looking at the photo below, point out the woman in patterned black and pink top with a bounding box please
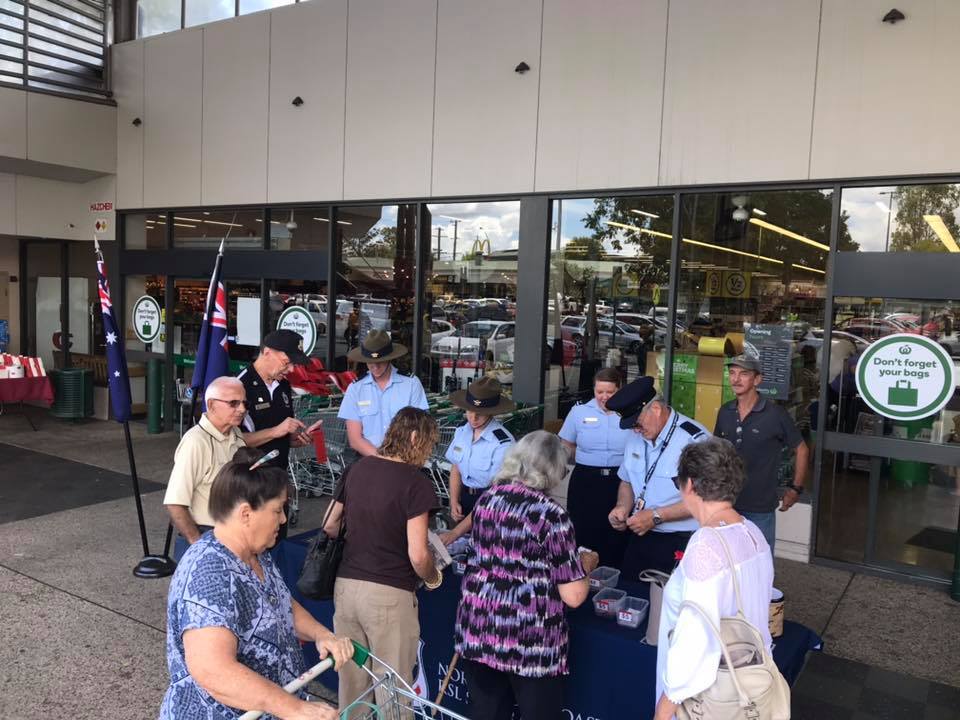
[454,431,599,720]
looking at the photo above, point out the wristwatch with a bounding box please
[652,510,663,526]
[786,483,804,495]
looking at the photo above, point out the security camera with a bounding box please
[285,211,298,231]
[732,207,750,222]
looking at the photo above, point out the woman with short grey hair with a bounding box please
[653,437,774,720]
[453,431,598,720]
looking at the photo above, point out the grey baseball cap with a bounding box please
[726,353,762,373]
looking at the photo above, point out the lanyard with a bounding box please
[638,413,679,501]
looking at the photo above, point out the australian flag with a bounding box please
[95,241,132,423]
[192,239,229,408]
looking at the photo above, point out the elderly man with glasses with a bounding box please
[164,375,248,560]
[606,377,711,577]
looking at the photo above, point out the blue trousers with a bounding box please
[741,510,776,552]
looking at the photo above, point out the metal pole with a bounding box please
[124,421,176,578]
[952,500,960,601]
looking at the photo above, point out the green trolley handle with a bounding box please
[239,641,371,720]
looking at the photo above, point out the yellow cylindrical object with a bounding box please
[725,332,745,355]
[697,336,734,357]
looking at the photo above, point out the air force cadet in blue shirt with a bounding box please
[444,377,516,521]
[559,367,632,567]
[606,376,711,576]
[338,329,429,456]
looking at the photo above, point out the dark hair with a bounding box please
[379,406,439,467]
[594,367,623,386]
[676,438,745,503]
[208,447,288,522]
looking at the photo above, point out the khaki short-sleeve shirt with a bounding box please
[163,414,246,527]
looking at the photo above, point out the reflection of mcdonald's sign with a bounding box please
[470,238,492,256]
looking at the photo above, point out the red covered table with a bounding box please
[0,377,55,430]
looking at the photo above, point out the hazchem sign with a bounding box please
[855,333,955,420]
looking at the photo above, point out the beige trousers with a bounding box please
[333,577,420,718]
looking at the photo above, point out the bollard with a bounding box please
[147,358,163,434]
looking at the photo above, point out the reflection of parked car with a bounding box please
[306,300,328,335]
[883,313,942,339]
[429,319,456,342]
[432,320,515,358]
[837,317,916,342]
[334,299,390,338]
[559,316,644,354]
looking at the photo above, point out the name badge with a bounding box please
[452,446,463,453]
[583,417,599,424]
[255,402,270,411]
[357,400,371,407]
[632,452,641,459]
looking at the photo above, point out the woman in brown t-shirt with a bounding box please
[323,407,440,717]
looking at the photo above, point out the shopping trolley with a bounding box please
[239,641,472,720]
[427,418,464,509]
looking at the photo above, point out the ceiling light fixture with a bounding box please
[630,209,660,219]
[752,208,767,217]
[603,220,783,265]
[313,217,330,222]
[875,201,892,213]
[336,220,352,226]
[794,263,826,275]
[173,223,197,229]
[749,218,829,251]
[923,214,960,252]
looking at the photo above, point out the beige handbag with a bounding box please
[673,529,790,720]
[639,569,672,646]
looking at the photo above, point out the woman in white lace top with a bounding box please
[654,438,774,720]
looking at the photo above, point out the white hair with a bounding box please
[205,376,244,402]
[493,430,569,492]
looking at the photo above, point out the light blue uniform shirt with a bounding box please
[338,366,429,448]
[617,409,710,534]
[558,398,631,467]
[444,419,515,489]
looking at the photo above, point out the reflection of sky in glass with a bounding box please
[841,186,897,252]
[185,0,234,27]
[427,201,520,257]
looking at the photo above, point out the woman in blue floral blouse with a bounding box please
[159,448,354,720]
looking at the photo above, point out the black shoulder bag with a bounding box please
[296,475,347,601]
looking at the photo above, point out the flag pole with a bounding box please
[95,236,175,579]
[187,237,226,424]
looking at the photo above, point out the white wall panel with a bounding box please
[268,0,347,203]
[343,0,436,200]
[0,87,27,159]
[16,175,116,241]
[0,173,15,235]
[143,29,203,207]
[659,0,820,186]
[114,41,145,209]
[432,0,541,196]
[811,0,960,179]
[202,13,270,205]
[26,93,116,174]
[537,0,667,192]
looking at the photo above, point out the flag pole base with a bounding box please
[133,554,177,579]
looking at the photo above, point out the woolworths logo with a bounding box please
[855,334,955,420]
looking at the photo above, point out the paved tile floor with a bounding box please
[1,409,959,718]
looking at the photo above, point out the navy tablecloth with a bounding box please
[275,533,821,719]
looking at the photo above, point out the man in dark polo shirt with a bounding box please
[239,329,321,538]
[714,353,809,551]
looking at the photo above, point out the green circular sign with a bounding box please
[277,305,317,356]
[131,295,162,344]
[854,333,955,420]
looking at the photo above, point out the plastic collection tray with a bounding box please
[616,596,650,629]
[592,587,627,618]
[588,566,621,592]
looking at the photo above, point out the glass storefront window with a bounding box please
[226,281,261,366]
[675,189,833,435]
[841,183,960,253]
[137,0,182,37]
[419,201,520,395]
[265,279,330,361]
[543,196,673,424]
[125,275,166,354]
[172,210,263,250]
[269,208,331,251]
[67,242,104,358]
[827,296,959,445]
[335,205,417,374]
[126,213,167,249]
[25,242,61,369]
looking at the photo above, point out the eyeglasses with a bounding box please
[672,475,683,490]
[209,398,248,409]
